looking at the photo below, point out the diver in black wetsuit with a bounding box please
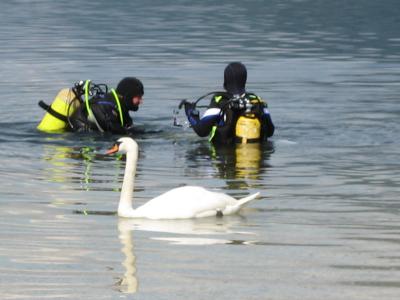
[182,62,274,144]
[69,77,144,134]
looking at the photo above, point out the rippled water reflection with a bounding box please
[1,0,400,299]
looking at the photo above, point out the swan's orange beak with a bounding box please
[106,143,119,155]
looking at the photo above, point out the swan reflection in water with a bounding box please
[117,219,138,294]
[116,215,258,294]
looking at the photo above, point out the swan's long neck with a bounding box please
[118,147,139,217]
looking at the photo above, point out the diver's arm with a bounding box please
[261,107,274,138]
[91,103,129,134]
[189,108,221,137]
[186,107,221,137]
[107,121,129,134]
[105,111,134,134]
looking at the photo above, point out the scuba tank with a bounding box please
[233,95,261,144]
[235,113,261,144]
[37,80,111,133]
[37,88,80,133]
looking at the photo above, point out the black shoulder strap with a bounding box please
[38,100,68,122]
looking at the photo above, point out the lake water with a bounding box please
[0,0,400,299]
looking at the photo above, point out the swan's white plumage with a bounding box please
[109,137,260,220]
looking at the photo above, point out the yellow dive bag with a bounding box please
[37,89,80,133]
[235,113,261,144]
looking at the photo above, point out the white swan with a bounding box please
[106,137,260,219]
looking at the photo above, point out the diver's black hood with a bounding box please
[223,62,247,95]
[116,77,144,111]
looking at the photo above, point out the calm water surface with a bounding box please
[0,1,400,299]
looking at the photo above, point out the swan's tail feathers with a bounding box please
[223,192,260,215]
[237,192,260,208]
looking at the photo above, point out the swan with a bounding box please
[106,137,260,219]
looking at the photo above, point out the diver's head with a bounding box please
[223,62,247,95]
[116,77,144,111]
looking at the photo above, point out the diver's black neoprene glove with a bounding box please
[180,100,199,117]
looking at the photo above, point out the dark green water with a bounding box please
[0,1,399,299]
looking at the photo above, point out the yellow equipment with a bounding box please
[37,89,80,133]
[235,113,261,144]
[235,142,262,179]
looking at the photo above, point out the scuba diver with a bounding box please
[180,62,274,144]
[37,77,144,134]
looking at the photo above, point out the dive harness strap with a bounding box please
[83,80,124,132]
[38,100,68,123]
[208,125,217,142]
[110,88,124,126]
[84,80,104,132]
